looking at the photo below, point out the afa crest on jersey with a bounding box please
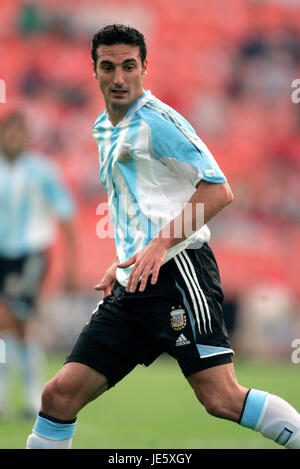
[118,139,134,163]
[170,307,186,331]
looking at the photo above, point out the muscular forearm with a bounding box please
[155,181,234,249]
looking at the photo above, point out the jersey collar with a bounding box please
[105,90,153,128]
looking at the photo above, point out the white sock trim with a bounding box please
[26,432,73,449]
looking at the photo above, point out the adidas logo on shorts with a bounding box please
[175,334,191,347]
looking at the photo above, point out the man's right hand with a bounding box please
[94,262,117,297]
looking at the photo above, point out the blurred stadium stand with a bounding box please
[1,0,300,356]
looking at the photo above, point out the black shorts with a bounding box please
[0,252,47,320]
[65,243,233,387]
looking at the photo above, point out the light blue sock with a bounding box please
[239,389,268,430]
[26,414,77,448]
[33,414,77,440]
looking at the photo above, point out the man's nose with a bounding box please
[113,67,125,86]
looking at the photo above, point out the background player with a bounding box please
[26,25,300,449]
[0,111,77,418]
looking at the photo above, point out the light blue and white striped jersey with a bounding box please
[0,150,75,258]
[93,90,226,286]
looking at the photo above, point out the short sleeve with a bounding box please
[142,104,227,186]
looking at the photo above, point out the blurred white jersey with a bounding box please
[0,150,75,258]
[93,90,227,286]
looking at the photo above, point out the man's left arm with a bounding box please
[118,180,234,293]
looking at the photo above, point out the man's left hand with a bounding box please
[117,237,169,293]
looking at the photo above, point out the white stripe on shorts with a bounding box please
[173,255,203,334]
[86,300,104,325]
[181,250,212,333]
[174,251,211,335]
[177,252,207,334]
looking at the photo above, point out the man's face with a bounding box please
[0,118,28,158]
[94,43,147,112]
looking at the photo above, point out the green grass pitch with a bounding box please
[1,354,299,449]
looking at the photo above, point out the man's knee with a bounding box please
[41,376,79,418]
[40,363,108,419]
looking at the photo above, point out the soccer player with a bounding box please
[26,24,300,449]
[0,112,76,418]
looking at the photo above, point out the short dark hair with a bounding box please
[91,24,147,72]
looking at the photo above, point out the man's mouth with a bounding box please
[111,89,128,97]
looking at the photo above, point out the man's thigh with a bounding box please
[65,286,163,389]
[53,362,109,404]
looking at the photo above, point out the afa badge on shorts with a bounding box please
[170,307,186,331]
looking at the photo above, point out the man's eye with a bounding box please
[101,66,113,72]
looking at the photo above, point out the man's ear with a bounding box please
[92,61,97,78]
[142,59,148,76]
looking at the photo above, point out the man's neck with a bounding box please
[105,91,145,127]
[106,105,129,127]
